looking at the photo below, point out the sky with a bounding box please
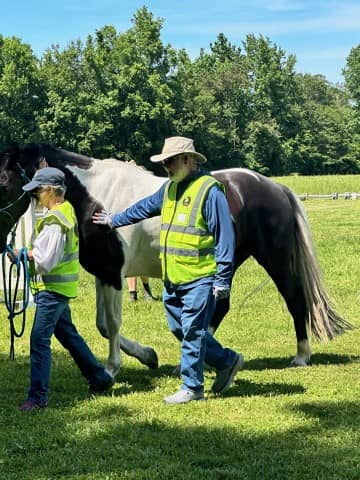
[1,0,359,84]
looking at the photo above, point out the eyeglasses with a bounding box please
[161,155,180,167]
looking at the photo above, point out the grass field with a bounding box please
[0,175,359,479]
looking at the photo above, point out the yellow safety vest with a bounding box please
[30,200,79,298]
[160,175,224,284]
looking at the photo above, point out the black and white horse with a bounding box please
[0,143,352,375]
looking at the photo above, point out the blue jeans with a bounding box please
[28,291,111,405]
[163,281,236,393]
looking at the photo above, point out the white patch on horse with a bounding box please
[67,160,164,279]
[290,339,311,367]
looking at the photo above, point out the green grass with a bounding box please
[0,177,359,479]
[273,174,360,195]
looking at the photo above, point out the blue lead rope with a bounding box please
[2,245,31,359]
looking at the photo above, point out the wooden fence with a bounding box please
[298,192,360,200]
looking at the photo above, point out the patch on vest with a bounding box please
[183,196,191,206]
[177,213,186,223]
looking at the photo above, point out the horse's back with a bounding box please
[213,168,296,264]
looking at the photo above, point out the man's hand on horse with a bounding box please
[213,285,231,301]
[92,210,113,227]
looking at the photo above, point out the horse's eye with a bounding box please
[0,171,8,186]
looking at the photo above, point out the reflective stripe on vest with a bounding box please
[160,175,224,284]
[31,200,79,298]
[41,273,79,283]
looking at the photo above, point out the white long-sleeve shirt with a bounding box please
[32,224,66,274]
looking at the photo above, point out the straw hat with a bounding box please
[150,136,207,163]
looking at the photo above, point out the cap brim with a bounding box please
[22,180,41,192]
[150,151,207,163]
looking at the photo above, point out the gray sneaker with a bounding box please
[163,389,204,405]
[211,353,244,394]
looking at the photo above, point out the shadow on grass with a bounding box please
[112,363,178,396]
[2,398,359,480]
[113,363,307,398]
[1,351,359,479]
[0,350,306,409]
[244,353,359,371]
[2,349,356,406]
[0,352,189,404]
[222,378,306,398]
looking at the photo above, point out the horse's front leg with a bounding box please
[96,278,122,376]
[118,334,159,370]
[95,279,159,373]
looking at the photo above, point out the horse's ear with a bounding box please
[0,143,17,173]
[1,143,20,170]
[22,143,46,171]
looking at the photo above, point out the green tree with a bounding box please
[173,34,249,170]
[342,45,360,172]
[38,7,176,164]
[38,40,87,149]
[287,74,358,174]
[241,35,299,174]
[0,36,43,149]
[343,44,360,108]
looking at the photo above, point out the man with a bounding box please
[93,137,244,404]
[18,167,114,411]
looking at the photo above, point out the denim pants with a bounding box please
[28,291,111,405]
[163,281,236,393]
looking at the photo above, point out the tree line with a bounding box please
[0,7,359,175]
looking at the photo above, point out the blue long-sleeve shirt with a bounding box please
[111,172,235,289]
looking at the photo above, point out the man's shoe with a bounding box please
[89,376,115,395]
[19,399,47,412]
[211,353,244,394]
[164,389,204,405]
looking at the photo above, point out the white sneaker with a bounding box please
[163,389,204,405]
[211,353,244,393]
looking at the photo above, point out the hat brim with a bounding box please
[22,179,42,192]
[150,150,207,163]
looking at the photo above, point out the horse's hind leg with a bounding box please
[260,255,311,367]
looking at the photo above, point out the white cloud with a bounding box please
[165,1,360,37]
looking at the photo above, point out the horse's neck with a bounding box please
[70,159,166,212]
[63,167,100,218]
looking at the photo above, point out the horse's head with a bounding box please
[0,144,44,252]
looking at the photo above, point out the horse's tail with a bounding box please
[285,188,353,341]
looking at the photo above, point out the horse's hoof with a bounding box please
[143,347,159,369]
[289,358,309,367]
[106,364,121,377]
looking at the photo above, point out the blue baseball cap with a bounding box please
[22,167,66,192]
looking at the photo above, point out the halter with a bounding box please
[0,163,30,224]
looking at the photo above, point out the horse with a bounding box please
[0,143,352,376]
